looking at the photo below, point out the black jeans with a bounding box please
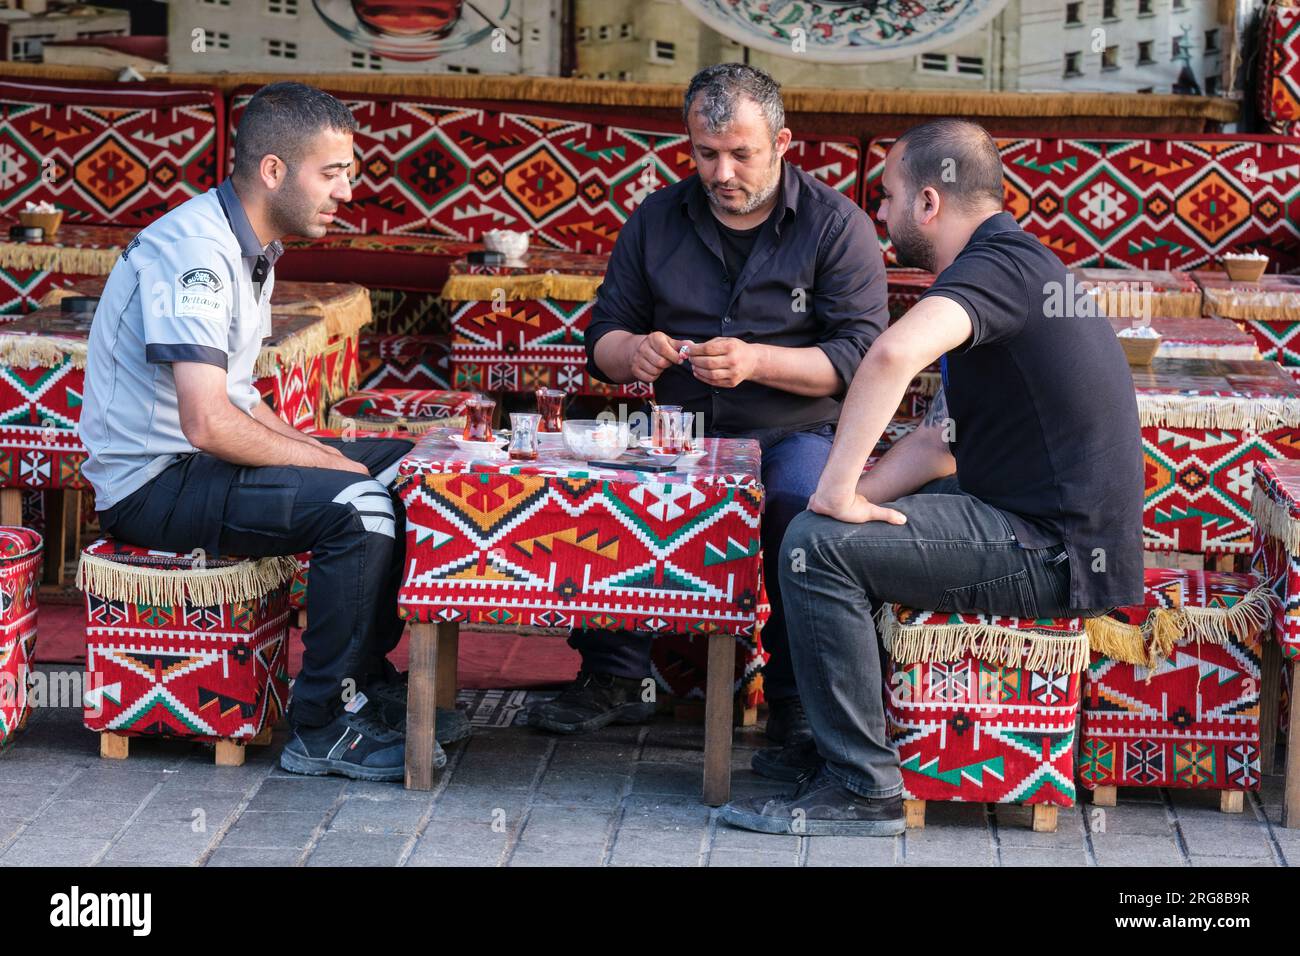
[568,424,835,700]
[99,437,414,728]
[777,476,1075,798]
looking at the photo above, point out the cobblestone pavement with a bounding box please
[1,666,1295,867]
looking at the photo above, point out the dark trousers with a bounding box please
[569,425,835,701]
[776,476,1074,798]
[99,438,414,729]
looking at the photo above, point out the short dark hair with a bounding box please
[893,119,1004,213]
[683,63,784,143]
[233,82,358,180]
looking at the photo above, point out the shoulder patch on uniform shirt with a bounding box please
[174,267,228,322]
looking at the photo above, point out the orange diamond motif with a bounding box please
[74,135,146,213]
[503,145,578,221]
[1176,170,1250,245]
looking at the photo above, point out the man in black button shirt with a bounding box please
[526,64,888,741]
[721,119,1143,836]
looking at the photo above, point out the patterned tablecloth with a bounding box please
[1109,315,1260,360]
[1194,271,1300,320]
[0,307,332,488]
[1075,268,1203,317]
[441,250,650,398]
[1252,458,1300,659]
[1135,357,1300,554]
[394,432,764,644]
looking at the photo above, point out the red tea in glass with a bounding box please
[652,406,686,455]
[535,387,565,433]
[463,397,496,442]
[351,0,463,38]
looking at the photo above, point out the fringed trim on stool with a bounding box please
[0,243,121,275]
[275,284,373,338]
[1091,289,1202,319]
[253,319,332,378]
[0,335,86,369]
[440,273,603,303]
[879,609,1090,673]
[1253,486,1300,553]
[1180,585,1275,645]
[76,551,300,607]
[1136,394,1300,431]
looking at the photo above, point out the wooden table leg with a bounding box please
[1284,659,1300,828]
[435,623,459,710]
[702,632,733,806]
[404,620,443,791]
[1261,636,1282,775]
[42,489,69,586]
[0,489,21,527]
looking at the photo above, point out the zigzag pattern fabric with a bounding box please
[1260,3,1300,136]
[0,527,42,747]
[865,135,1300,270]
[80,538,291,742]
[0,81,222,225]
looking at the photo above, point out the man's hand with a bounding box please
[807,483,907,525]
[687,337,759,389]
[316,442,371,476]
[630,331,692,383]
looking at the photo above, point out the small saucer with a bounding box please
[450,435,507,457]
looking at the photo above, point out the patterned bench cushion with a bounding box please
[0,80,223,226]
[327,388,473,433]
[1260,3,1300,136]
[359,334,452,392]
[0,526,42,747]
[865,133,1300,272]
[78,538,297,742]
[1080,568,1269,791]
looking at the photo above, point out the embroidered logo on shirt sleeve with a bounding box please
[174,267,228,322]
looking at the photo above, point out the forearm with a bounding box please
[252,400,318,444]
[856,431,956,504]
[749,345,843,397]
[190,403,344,469]
[592,330,642,384]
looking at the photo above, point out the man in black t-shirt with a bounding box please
[720,119,1143,837]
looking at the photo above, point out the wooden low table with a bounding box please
[392,429,765,803]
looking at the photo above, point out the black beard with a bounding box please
[890,212,937,273]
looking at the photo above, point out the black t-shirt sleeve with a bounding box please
[810,209,889,390]
[919,246,1030,349]
[586,208,654,385]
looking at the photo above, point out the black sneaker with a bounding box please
[752,737,822,782]
[765,696,812,745]
[719,765,906,837]
[364,673,472,746]
[527,670,655,734]
[279,693,445,782]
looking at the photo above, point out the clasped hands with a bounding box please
[631,331,757,389]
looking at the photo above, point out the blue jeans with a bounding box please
[570,424,835,700]
[777,477,1074,798]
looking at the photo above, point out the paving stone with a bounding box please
[446,758,546,789]
[307,831,409,867]
[804,836,900,866]
[410,820,513,862]
[998,846,1090,867]
[607,826,706,866]
[328,795,431,835]
[0,834,109,866]
[102,820,215,865]
[629,764,702,796]
[62,768,167,804]
[534,770,630,807]
[220,810,324,848]
[206,846,303,867]
[245,777,346,812]
[1175,813,1275,858]
[21,800,139,840]
[618,794,714,831]
[712,824,800,852]
[507,840,606,866]
[519,806,616,844]
[707,847,799,867]
[1189,854,1277,866]
[1090,833,1187,867]
[1083,804,1174,837]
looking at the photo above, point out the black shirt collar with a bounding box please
[682,158,799,235]
[967,210,1020,244]
[215,177,283,268]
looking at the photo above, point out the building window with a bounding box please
[75,29,125,39]
[577,26,590,42]
[596,71,609,80]
[1065,1,1082,24]
[267,0,297,14]
[445,64,481,73]
[1138,0,1152,14]
[1064,51,1083,77]
[200,0,231,5]
[350,51,381,70]
[528,26,542,43]
[919,52,949,71]
[617,71,631,81]
[1205,28,1219,53]
[649,39,675,62]
[266,39,297,58]
[1102,44,1119,70]
[1138,40,1154,64]
[1102,0,1116,20]
[956,55,984,76]
[1173,0,1186,8]
[1206,75,1219,95]
[1136,86,1154,93]
[619,23,633,40]
[1172,35,1184,58]
[10,34,54,62]
[194,29,231,51]
[597,24,610,41]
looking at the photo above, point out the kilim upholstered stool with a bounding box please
[77,538,299,766]
[327,389,474,435]
[1080,567,1272,813]
[880,605,1089,832]
[0,528,43,748]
